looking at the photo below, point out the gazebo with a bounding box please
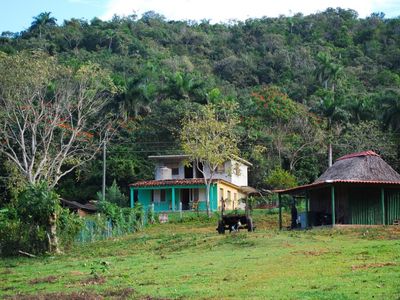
[276,151,400,228]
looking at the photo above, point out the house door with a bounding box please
[184,165,193,178]
[181,189,190,210]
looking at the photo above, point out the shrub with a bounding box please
[265,167,297,189]
[0,182,83,256]
[58,208,84,250]
[90,200,144,241]
[0,208,24,256]
[96,180,128,207]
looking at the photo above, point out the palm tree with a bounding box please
[381,88,400,132]
[316,52,342,91]
[30,12,57,38]
[315,52,344,166]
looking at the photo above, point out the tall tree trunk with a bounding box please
[205,183,211,218]
[328,143,333,167]
[47,213,61,254]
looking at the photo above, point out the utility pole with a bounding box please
[102,140,106,201]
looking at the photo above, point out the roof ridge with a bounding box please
[336,150,379,161]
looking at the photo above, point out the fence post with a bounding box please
[179,201,183,220]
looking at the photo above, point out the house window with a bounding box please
[227,190,231,201]
[217,163,225,173]
[196,162,204,178]
[193,188,199,201]
[234,193,237,202]
[160,189,166,202]
[233,163,241,176]
[220,188,224,200]
[166,163,179,176]
[153,190,160,203]
[184,164,193,178]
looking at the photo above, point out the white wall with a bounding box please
[153,158,249,186]
[154,161,186,180]
[230,160,248,186]
[202,160,248,186]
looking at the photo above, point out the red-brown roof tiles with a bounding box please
[130,178,211,187]
[275,179,400,194]
[336,150,380,161]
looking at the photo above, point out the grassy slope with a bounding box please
[1,212,400,299]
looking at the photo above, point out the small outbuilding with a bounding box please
[276,151,400,228]
[60,199,98,217]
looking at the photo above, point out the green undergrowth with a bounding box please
[1,212,400,299]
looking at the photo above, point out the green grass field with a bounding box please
[1,212,400,299]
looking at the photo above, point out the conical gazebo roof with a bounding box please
[276,150,400,194]
[315,150,400,183]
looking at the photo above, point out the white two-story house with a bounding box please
[129,155,253,212]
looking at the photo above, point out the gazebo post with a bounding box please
[278,193,282,230]
[331,185,335,226]
[305,193,309,228]
[381,187,385,225]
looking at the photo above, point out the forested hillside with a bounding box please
[1,8,400,202]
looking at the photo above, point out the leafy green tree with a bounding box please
[16,182,62,253]
[265,167,297,190]
[97,180,128,207]
[181,104,239,216]
[336,121,397,166]
[379,88,400,132]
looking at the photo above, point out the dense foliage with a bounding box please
[0,182,82,255]
[0,8,399,203]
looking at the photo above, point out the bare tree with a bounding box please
[0,52,117,187]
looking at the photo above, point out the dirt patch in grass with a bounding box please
[291,250,341,256]
[139,297,172,300]
[102,287,135,298]
[5,291,103,300]
[29,276,58,285]
[69,271,84,276]
[6,289,169,300]
[351,262,397,271]
[292,250,329,256]
[79,276,106,286]
[1,268,14,275]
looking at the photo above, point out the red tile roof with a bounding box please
[130,178,213,187]
[130,178,246,189]
[275,179,400,194]
[336,150,380,161]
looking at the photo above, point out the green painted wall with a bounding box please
[349,196,382,225]
[349,188,400,225]
[386,191,400,225]
[130,184,218,212]
[309,186,400,225]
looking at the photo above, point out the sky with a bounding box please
[1,0,400,33]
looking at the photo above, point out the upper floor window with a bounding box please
[165,163,180,176]
[217,163,225,173]
[233,163,241,176]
